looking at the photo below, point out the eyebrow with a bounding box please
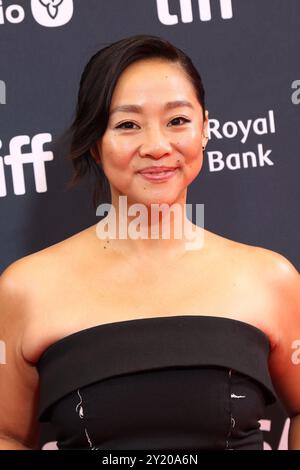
[109,100,194,116]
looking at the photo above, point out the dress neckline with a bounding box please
[37,314,270,366]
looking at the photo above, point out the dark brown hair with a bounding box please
[64,34,206,209]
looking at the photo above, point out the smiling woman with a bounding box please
[0,34,299,451]
[63,34,208,211]
[90,58,208,222]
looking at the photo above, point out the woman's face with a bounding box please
[92,58,209,207]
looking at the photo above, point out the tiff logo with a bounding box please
[0,79,6,104]
[0,133,54,196]
[156,0,233,25]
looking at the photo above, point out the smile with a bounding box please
[138,168,178,182]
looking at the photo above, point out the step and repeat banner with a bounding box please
[0,0,299,450]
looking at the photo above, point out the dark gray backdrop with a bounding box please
[0,0,299,450]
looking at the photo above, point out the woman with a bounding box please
[0,34,299,451]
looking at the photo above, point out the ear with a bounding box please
[90,143,101,164]
[202,110,209,149]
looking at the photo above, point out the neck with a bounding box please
[95,194,205,260]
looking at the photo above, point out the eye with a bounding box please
[115,121,138,130]
[168,116,191,126]
[115,117,190,130]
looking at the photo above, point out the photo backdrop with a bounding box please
[0,0,299,450]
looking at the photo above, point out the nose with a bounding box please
[139,124,173,159]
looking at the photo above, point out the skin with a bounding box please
[90,58,209,264]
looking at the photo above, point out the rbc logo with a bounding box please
[31,0,73,27]
[156,0,233,25]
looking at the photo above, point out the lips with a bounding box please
[138,167,178,182]
[138,166,178,174]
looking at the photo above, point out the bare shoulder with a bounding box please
[240,243,299,306]
[240,246,300,419]
[237,242,299,336]
[0,225,101,367]
[0,256,37,324]
[231,239,299,300]
[0,254,48,354]
[249,244,300,319]
[0,260,41,448]
[206,231,299,333]
[1,224,96,279]
[0,224,96,332]
[211,229,299,282]
[245,242,299,278]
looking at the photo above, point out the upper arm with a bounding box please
[0,261,41,449]
[263,251,300,418]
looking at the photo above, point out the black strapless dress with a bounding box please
[36,315,278,450]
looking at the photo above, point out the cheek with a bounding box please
[177,138,202,164]
[177,126,202,156]
[101,137,133,170]
[176,138,203,179]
